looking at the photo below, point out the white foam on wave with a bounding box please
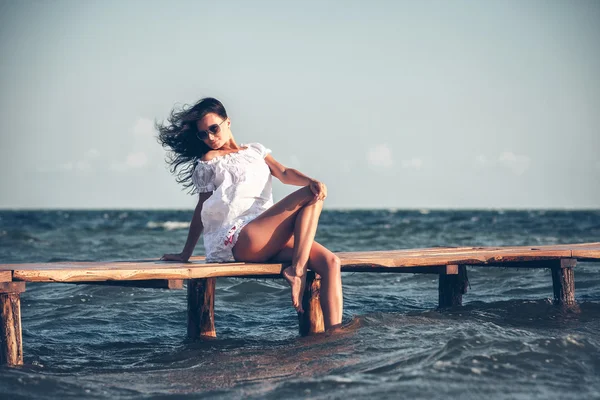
[146,221,190,231]
[433,360,453,369]
[565,335,585,348]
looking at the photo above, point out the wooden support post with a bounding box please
[187,278,216,339]
[0,282,26,367]
[167,280,184,290]
[0,271,11,283]
[551,259,576,305]
[298,272,325,336]
[438,265,468,308]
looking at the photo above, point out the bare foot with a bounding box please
[282,265,306,313]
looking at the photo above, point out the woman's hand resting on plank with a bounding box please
[160,252,189,262]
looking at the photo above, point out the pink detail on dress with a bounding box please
[224,226,237,246]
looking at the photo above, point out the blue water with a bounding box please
[1,209,600,399]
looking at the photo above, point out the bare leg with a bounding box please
[232,186,324,313]
[270,238,343,329]
[281,200,323,312]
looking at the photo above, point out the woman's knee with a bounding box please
[295,185,327,204]
[294,186,315,205]
[324,254,341,277]
[299,186,327,212]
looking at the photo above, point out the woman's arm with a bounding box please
[264,154,327,201]
[161,192,211,262]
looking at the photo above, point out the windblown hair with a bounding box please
[156,97,228,192]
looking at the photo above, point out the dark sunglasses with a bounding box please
[196,119,227,140]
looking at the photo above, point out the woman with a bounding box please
[158,97,343,330]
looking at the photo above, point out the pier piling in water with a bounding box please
[187,278,216,339]
[551,258,576,305]
[0,282,25,367]
[298,272,325,336]
[438,265,469,308]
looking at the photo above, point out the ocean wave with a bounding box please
[145,221,190,230]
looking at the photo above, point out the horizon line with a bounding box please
[1,206,599,212]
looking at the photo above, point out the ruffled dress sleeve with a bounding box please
[251,142,272,159]
[191,161,216,193]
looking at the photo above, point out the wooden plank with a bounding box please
[572,242,600,260]
[6,242,598,271]
[3,260,244,270]
[341,248,573,266]
[0,271,12,283]
[2,243,599,283]
[12,263,286,282]
[336,248,574,267]
[4,261,523,282]
[466,259,575,269]
[340,266,446,274]
[572,250,600,260]
[2,255,581,282]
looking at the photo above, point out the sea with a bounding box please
[0,209,599,399]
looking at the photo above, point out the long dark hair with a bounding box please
[156,97,228,192]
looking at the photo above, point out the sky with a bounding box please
[1,0,599,209]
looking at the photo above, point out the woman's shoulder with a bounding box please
[199,151,219,163]
[197,149,231,165]
[196,143,271,165]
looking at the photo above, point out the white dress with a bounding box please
[191,142,274,262]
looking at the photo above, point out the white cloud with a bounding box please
[133,118,155,137]
[366,144,394,168]
[498,151,530,175]
[401,158,423,170]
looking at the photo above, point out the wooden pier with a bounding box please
[1,242,599,367]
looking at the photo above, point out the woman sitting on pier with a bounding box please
[157,97,343,329]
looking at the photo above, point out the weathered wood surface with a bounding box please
[0,271,11,283]
[551,259,576,305]
[0,282,25,366]
[187,278,216,338]
[1,243,599,283]
[298,272,325,336]
[438,265,469,308]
